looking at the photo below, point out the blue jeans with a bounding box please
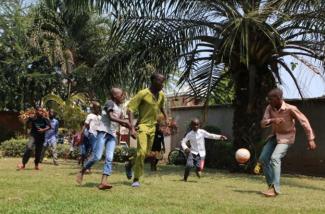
[84,132,116,176]
[258,136,291,193]
[80,133,97,157]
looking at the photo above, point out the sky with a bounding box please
[23,0,325,99]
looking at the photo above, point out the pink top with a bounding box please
[261,101,315,144]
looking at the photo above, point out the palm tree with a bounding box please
[43,93,88,130]
[70,0,325,152]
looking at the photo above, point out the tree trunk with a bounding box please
[232,65,275,171]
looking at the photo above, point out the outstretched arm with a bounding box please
[202,130,227,141]
[291,106,316,150]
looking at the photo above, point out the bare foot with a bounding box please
[261,187,277,197]
[76,173,84,185]
[17,163,25,170]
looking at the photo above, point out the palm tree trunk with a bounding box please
[232,66,275,169]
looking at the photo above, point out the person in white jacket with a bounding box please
[181,118,227,181]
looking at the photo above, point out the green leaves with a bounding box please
[43,93,88,131]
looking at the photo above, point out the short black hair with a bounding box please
[191,118,200,125]
[150,72,164,82]
[269,88,283,98]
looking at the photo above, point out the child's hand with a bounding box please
[307,140,316,150]
[220,135,228,141]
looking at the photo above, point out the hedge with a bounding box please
[0,138,79,159]
[0,138,137,163]
[203,125,236,169]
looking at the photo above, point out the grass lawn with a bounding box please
[1,158,325,214]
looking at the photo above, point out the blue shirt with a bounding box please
[45,118,59,140]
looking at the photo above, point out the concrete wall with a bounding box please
[170,105,234,149]
[170,99,325,176]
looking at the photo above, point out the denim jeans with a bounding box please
[84,132,116,175]
[259,136,291,193]
[41,137,58,163]
[80,133,97,157]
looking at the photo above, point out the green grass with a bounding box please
[1,158,325,214]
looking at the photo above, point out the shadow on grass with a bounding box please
[171,179,198,183]
[284,180,325,192]
[111,181,132,186]
[80,182,99,188]
[232,189,261,195]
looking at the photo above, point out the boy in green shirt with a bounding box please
[127,73,167,187]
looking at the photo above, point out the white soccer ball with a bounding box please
[235,148,251,164]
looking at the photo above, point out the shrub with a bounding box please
[0,137,80,159]
[0,138,27,157]
[114,145,137,162]
[203,125,236,169]
[205,140,235,169]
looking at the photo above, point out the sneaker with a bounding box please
[53,161,59,166]
[35,165,40,170]
[98,183,113,190]
[131,181,140,187]
[76,173,84,185]
[17,163,25,170]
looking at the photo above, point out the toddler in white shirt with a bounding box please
[181,118,227,181]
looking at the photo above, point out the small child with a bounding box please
[150,123,165,171]
[79,101,102,166]
[181,118,227,181]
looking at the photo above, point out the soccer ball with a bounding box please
[235,148,251,164]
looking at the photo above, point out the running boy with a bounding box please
[127,73,167,187]
[79,101,101,166]
[18,107,51,170]
[76,88,131,190]
[150,123,165,171]
[181,118,227,181]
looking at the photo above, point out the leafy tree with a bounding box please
[43,93,88,130]
[71,0,325,152]
[0,1,60,110]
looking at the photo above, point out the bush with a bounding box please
[43,143,80,159]
[0,138,27,157]
[0,137,138,161]
[114,145,137,162]
[203,125,236,169]
[0,137,80,159]
[205,140,235,169]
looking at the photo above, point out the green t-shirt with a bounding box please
[128,88,165,127]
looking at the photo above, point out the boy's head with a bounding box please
[150,72,165,91]
[35,106,43,118]
[190,118,200,132]
[267,88,283,109]
[110,87,125,104]
[90,101,101,114]
[49,109,56,119]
